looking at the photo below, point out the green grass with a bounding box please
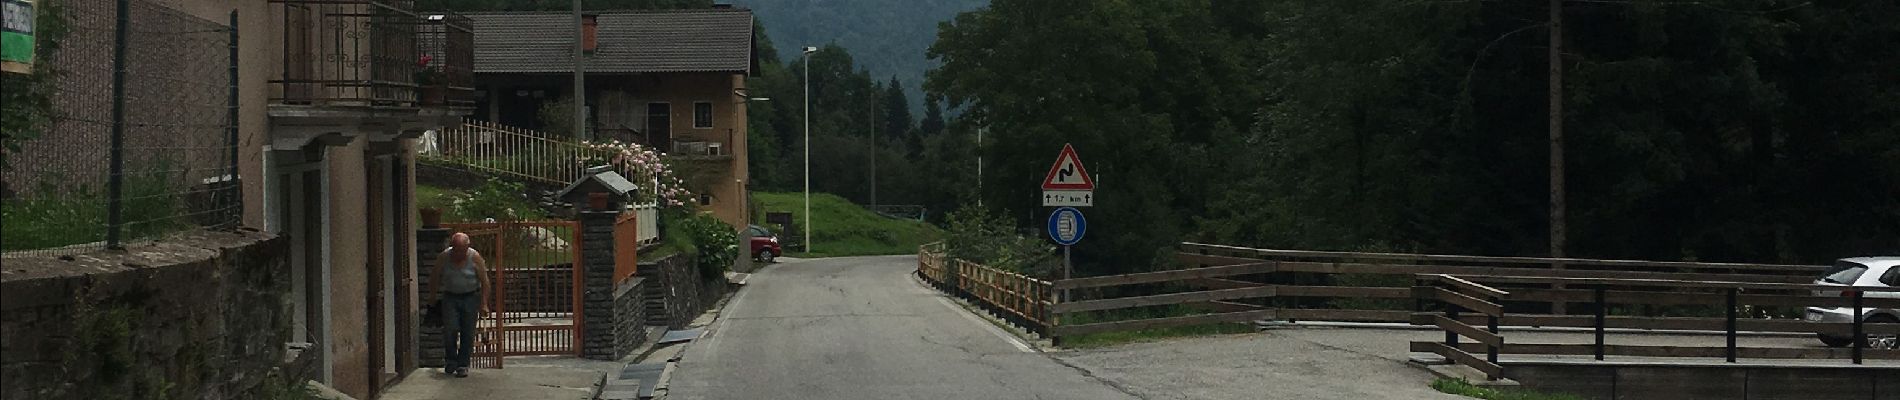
[2,175,190,251]
[1431,378,1585,400]
[1058,305,1257,349]
[753,191,943,257]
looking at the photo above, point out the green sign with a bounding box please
[2,0,32,74]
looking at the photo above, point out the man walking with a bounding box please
[430,232,490,377]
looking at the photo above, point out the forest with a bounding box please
[919,0,1899,275]
[426,0,1899,277]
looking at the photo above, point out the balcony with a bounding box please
[269,0,472,109]
[268,0,473,148]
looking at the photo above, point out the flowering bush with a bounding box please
[579,140,692,207]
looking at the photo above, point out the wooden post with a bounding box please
[1852,291,1865,364]
[1594,287,1606,361]
[1725,288,1737,363]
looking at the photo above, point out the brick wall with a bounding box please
[0,230,292,400]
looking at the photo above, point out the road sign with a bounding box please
[1041,144,1095,190]
[1042,144,1094,206]
[1047,207,1085,246]
[1042,190,1092,207]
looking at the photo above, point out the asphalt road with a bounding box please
[667,255,1137,400]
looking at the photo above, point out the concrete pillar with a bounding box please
[579,210,620,360]
[414,227,450,368]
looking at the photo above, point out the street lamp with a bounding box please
[803,46,818,253]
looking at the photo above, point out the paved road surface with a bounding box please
[668,255,1138,400]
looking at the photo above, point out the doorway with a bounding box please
[646,102,671,152]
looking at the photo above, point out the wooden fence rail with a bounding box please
[916,243,1054,336]
[1411,274,1900,380]
[919,242,1893,360]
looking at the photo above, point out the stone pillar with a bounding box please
[579,210,620,360]
[415,227,451,368]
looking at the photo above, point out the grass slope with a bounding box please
[753,191,942,257]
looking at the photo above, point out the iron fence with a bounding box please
[1,0,238,257]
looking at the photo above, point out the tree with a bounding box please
[919,96,945,137]
[879,76,914,141]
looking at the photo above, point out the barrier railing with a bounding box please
[1411,274,1900,380]
[916,242,1054,336]
[429,118,608,185]
[1043,243,1832,343]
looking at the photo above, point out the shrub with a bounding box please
[445,178,533,221]
[578,140,692,207]
[943,206,1054,275]
[675,212,738,280]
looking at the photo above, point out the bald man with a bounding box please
[429,232,490,377]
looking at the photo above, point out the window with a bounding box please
[1881,266,1900,286]
[693,102,714,129]
[1821,261,1870,284]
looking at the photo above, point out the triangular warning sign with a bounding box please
[1041,144,1096,190]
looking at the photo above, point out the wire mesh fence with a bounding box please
[1,0,237,257]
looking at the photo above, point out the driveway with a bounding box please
[667,255,1137,400]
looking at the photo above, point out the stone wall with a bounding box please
[416,227,449,368]
[0,230,292,400]
[640,253,728,329]
[581,210,649,360]
[608,278,649,359]
[1508,363,1900,400]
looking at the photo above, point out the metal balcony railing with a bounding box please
[270,0,471,109]
[418,12,474,107]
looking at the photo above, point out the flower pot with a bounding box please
[420,208,443,228]
[588,192,612,211]
[419,86,446,106]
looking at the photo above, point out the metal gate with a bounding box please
[441,221,583,368]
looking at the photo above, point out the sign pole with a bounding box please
[1061,245,1071,302]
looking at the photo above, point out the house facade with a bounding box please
[248,1,473,398]
[464,8,755,229]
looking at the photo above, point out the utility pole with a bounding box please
[870,95,878,208]
[572,0,586,140]
[1548,0,1566,259]
[976,127,984,209]
[1548,0,1569,315]
[802,47,817,253]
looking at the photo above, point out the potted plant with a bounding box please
[415,55,447,105]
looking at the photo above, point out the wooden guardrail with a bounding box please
[916,242,1055,336]
[1044,243,1830,343]
[1413,275,1510,380]
[921,242,1871,353]
[1411,274,1900,380]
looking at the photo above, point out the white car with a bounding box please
[1806,257,1900,348]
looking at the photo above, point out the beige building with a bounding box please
[244,1,470,398]
[464,8,756,229]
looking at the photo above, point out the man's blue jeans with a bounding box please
[440,292,479,370]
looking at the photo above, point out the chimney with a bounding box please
[582,15,599,53]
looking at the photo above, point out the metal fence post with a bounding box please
[106,0,132,248]
[225,10,240,229]
[1725,288,1737,363]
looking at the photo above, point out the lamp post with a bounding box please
[803,46,818,253]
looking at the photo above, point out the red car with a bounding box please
[746,225,781,263]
